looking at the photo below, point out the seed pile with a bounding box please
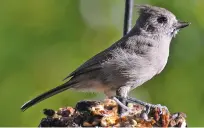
[39,99,187,127]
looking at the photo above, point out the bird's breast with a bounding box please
[154,42,170,74]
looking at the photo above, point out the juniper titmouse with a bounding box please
[21,5,190,111]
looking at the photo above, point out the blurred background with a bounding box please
[0,0,203,126]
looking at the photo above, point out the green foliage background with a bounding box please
[0,0,203,126]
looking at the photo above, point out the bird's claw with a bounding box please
[112,97,132,115]
[157,104,169,114]
[145,105,151,114]
[116,96,169,115]
[146,104,169,115]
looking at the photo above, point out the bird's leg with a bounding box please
[112,97,129,111]
[115,86,131,115]
[122,96,169,114]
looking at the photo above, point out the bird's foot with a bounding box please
[112,97,132,116]
[118,96,169,115]
[145,103,169,115]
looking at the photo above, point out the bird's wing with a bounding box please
[63,47,113,80]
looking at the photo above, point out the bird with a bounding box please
[21,5,190,113]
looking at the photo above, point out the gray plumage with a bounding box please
[21,5,189,111]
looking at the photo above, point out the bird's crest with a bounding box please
[135,4,152,14]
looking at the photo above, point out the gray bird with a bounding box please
[21,5,190,112]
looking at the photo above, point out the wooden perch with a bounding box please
[38,99,187,127]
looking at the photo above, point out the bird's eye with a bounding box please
[157,16,168,24]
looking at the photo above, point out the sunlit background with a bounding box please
[0,0,203,126]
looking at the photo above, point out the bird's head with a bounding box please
[135,5,190,39]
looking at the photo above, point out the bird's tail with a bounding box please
[21,81,78,111]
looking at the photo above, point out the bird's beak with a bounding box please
[175,21,191,29]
